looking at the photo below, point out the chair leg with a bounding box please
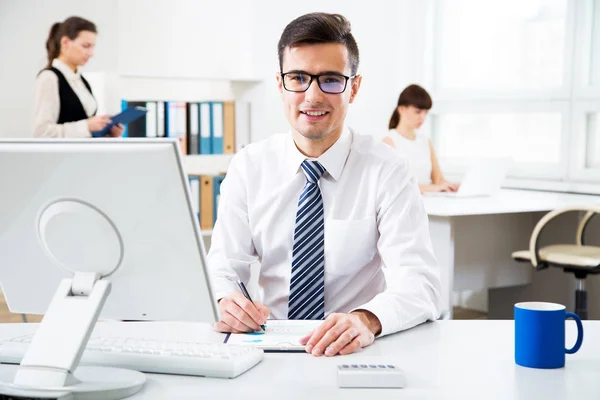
[575,279,587,320]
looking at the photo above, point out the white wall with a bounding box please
[0,0,119,137]
[249,0,431,139]
[0,0,429,140]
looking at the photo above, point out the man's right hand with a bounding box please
[213,291,270,333]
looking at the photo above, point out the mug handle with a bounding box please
[565,312,584,354]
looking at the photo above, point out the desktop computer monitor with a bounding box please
[0,139,219,398]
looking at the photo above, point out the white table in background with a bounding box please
[0,320,597,399]
[423,189,600,317]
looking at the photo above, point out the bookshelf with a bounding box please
[116,75,255,243]
[181,156,231,243]
[183,154,233,176]
[183,155,232,245]
[200,229,213,238]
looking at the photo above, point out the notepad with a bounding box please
[92,106,148,137]
[224,320,322,352]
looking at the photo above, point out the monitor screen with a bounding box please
[0,139,218,323]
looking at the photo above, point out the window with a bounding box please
[585,112,600,169]
[436,0,568,92]
[590,2,600,86]
[435,113,561,164]
[430,0,600,185]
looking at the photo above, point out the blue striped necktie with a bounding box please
[288,160,326,320]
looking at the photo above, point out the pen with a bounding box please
[237,280,266,331]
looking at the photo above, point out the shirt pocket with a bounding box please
[324,217,378,277]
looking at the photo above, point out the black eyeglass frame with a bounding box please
[280,71,357,94]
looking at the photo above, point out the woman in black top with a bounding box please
[33,16,123,138]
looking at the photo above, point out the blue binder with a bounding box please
[199,102,212,154]
[210,102,224,154]
[188,176,201,221]
[165,101,178,138]
[120,100,128,137]
[92,106,147,137]
[213,175,225,225]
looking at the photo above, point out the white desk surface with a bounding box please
[0,320,597,399]
[424,189,600,217]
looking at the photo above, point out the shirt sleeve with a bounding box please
[354,159,443,337]
[206,152,259,300]
[33,71,91,138]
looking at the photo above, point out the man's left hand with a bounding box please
[299,310,381,357]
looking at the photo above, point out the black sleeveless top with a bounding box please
[41,67,96,123]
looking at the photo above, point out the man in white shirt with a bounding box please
[208,12,442,357]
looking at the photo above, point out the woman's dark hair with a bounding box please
[277,12,360,75]
[388,84,433,129]
[46,16,97,68]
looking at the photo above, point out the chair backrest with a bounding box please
[528,205,600,268]
[577,210,599,246]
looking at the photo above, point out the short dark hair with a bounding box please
[277,13,360,75]
[45,16,97,68]
[388,84,433,129]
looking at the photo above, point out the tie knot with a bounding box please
[301,160,325,183]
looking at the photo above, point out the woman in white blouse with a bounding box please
[34,16,123,138]
[383,84,458,193]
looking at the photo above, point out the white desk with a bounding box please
[0,320,597,399]
[423,189,600,316]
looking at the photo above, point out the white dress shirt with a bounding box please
[208,127,442,337]
[33,58,97,138]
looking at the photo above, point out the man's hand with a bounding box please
[299,310,381,357]
[213,291,270,333]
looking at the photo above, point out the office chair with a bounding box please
[512,205,600,320]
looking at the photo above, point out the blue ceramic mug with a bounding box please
[514,302,583,369]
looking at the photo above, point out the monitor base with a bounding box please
[0,365,146,399]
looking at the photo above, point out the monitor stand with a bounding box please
[0,274,146,399]
[0,199,146,399]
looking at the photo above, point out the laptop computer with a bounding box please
[425,158,511,198]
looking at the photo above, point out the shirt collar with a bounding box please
[52,58,81,81]
[286,126,353,181]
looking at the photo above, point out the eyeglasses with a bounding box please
[281,71,355,94]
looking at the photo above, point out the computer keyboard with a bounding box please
[0,334,263,379]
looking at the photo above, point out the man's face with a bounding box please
[277,43,361,143]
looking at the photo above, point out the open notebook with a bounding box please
[224,320,322,352]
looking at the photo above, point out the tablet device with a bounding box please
[92,106,148,137]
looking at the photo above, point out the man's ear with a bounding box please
[276,72,284,96]
[348,74,362,104]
